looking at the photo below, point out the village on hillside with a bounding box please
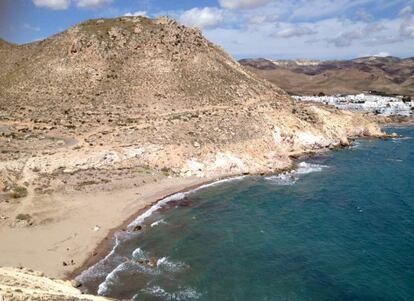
[293,94,413,117]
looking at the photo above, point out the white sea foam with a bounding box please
[97,261,158,296]
[267,173,298,185]
[97,246,190,295]
[132,247,148,260]
[295,162,327,174]
[128,176,245,228]
[157,257,188,272]
[350,141,362,149]
[98,252,171,296]
[138,286,202,300]
[392,136,412,143]
[132,249,187,272]
[151,219,167,227]
[191,176,246,193]
[387,158,403,162]
[75,235,123,284]
[128,192,186,228]
[266,162,328,185]
[97,261,129,296]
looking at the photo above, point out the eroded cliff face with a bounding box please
[0,16,382,199]
[0,267,110,300]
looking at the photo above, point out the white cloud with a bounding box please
[355,8,373,22]
[399,6,414,38]
[399,5,412,17]
[327,23,384,47]
[180,7,224,29]
[152,1,414,59]
[288,0,363,21]
[275,26,317,38]
[30,0,414,59]
[33,0,112,9]
[202,15,414,60]
[75,0,112,9]
[32,0,70,10]
[124,11,148,17]
[23,23,41,32]
[363,51,391,57]
[400,21,414,38]
[219,0,269,10]
[373,51,390,57]
[248,14,278,25]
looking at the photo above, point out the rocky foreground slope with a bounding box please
[240,57,414,96]
[0,16,384,299]
[0,267,110,300]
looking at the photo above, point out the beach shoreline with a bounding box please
[0,124,396,293]
[0,175,213,280]
[0,129,390,282]
[68,169,294,284]
[65,176,226,281]
[69,133,393,287]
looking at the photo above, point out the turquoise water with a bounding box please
[80,126,414,301]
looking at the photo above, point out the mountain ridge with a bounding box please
[239,56,414,96]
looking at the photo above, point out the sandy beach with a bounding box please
[0,175,211,279]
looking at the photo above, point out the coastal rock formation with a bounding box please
[0,16,382,188]
[240,57,414,96]
[0,16,384,281]
[0,267,110,300]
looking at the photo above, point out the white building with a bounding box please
[293,94,413,117]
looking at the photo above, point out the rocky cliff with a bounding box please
[0,267,110,300]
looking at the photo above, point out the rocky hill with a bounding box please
[1,17,283,121]
[240,57,414,96]
[0,16,382,214]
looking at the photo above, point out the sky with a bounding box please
[1,0,414,60]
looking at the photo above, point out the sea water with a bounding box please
[79,126,414,301]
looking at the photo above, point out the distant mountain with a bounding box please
[239,57,414,96]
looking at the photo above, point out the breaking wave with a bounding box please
[135,286,202,301]
[97,248,190,297]
[128,176,245,229]
[157,257,188,272]
[77,175,246,298]
[151,219,167,228]
[266,162,328,185]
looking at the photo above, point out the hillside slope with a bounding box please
[240,57,414,96]
[0,16,383,188]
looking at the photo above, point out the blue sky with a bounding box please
[1,0,414,59]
